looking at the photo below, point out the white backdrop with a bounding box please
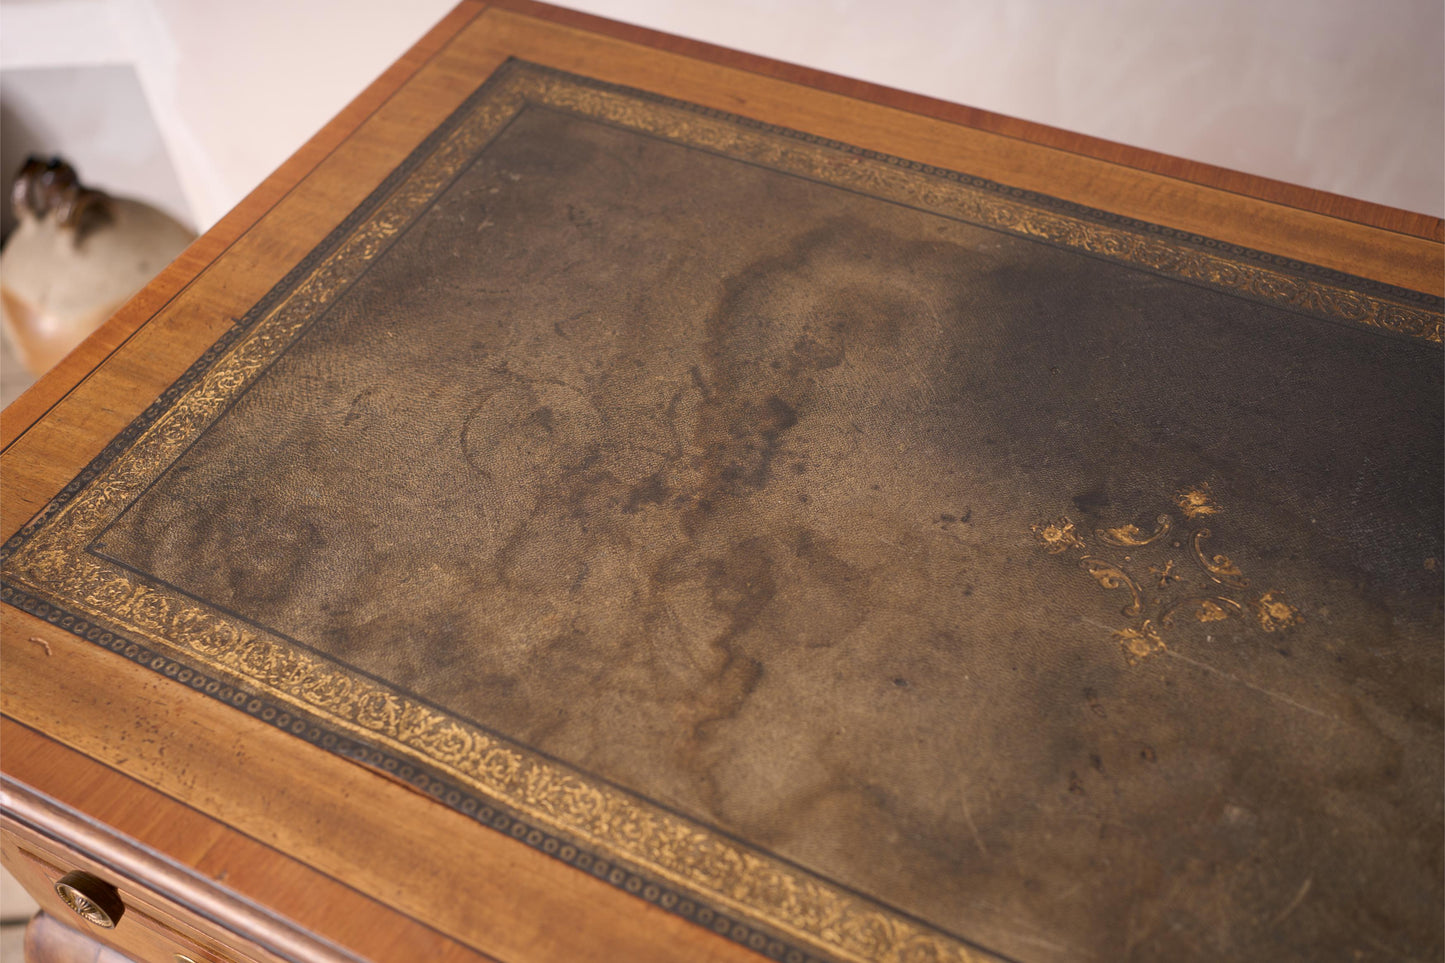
[2,0,1442,230]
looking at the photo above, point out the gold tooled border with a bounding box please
[545,77,1441,344]
[3,61,1441,963]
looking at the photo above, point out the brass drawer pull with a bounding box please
[53,869,125,928]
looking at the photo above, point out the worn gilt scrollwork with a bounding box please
[1033,517,1086,554]
[1160,596,1243,626]
[1176,484,1220,520]
[1113,620,1166,665]
[1033,485,1301,662]
[1191,529,1249,588]
[1255,591,1302,632]
[1097,514,1172,547]
[1079,557,1144,617]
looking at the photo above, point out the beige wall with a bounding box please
[3,0,1442,231]
[9,0,1443,229]
[0,64,191,238]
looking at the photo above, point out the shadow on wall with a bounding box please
[0,100,42,243]
[0,65,194,244]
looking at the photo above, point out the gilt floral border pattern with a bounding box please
[541,76,1440,343]
[3,60,1440,963]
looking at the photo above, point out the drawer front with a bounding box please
[2,816,284,963]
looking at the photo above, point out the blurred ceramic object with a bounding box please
[0,156,194,375]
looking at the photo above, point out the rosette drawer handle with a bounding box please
[53,869,125,928]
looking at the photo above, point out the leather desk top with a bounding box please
[2,5,1441,962]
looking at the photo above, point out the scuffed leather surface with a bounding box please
[103,106,1442,962]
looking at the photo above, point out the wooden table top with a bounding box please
[2,4,1440,962]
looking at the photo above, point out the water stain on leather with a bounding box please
[98,104,1442,961]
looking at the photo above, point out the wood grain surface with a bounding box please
[2,3,1440,962]
[486,0,1444,245]
[5,828,292,963]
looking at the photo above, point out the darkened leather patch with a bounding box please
[5,62,1441,963]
